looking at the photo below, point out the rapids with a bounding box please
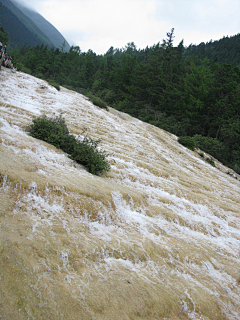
[0,67,240,319]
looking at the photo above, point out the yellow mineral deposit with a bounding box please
[0,67,240,319]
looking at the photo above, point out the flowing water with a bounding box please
[0,67,240,319]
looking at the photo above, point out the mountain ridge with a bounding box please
[0,4,53,49]
[0,0,70,50]
[1,0,54,48]
[11,0,70,50]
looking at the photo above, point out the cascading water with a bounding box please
[0,67,240,319]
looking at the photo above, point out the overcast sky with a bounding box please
[14,0,240,54]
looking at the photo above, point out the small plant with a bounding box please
[47,80,60,91]
[178,136,196,151]
[198,152,205,158]
[39,84,48,89]
[16,62,24,71]
[206,157,215,167]
[28,114,110,175]
[85,92,108,110]
[16,62,31,74]
[91,96,108,109]
[36,73,45,80]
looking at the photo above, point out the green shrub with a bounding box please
[85,91,108,110]
[193,134,227,160]
[47,80,60,91]
[16,62,31,74]
[178,136,196,151]
[206,157,216,167]
[99,89,116,104]
[198,152,205,158]
[35,73,45,80]
[16,62,24,71]
[28,114,110,175]
[91,96,108,109]
[229,163,240,175]
[28,114,68,148]
[70,137,110,174]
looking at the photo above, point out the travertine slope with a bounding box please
[0,67,240,320]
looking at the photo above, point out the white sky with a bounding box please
[14,0,240,54]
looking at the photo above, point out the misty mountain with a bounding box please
[0,0,70,50]
[11,0,70,51]
[0,0,54,48]
[0,3,53,48]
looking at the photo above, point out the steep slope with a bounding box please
[0,67,240,320]
[0,4,51,49]
[1,0,54,48]
[11,0,70,51]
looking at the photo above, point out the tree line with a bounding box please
[9,29,240,174]
[182,33,240,66]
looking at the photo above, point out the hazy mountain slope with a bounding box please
[1,0,54,48]
[11,0,70,51]
[0,4,51,49]
[0,67,240,320]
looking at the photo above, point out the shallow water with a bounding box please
[0,67,240,319]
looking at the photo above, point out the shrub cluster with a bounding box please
[28,114,110,175]
[206,157,216,167]
[178,135,225,168]
[47,80,60,91]
[91,96,108,109]
[83,91,108,110]
[192,135,227,160]
[16,62,32,74]
[178,134,227,158]
[178,136,196,151]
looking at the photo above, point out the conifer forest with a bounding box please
[8,30,240,174]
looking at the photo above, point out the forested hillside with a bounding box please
[182,33,240,66]
[10,29,240,174]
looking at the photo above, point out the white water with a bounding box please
[0,67,240,319]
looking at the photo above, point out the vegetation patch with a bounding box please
[192,135,227,161]
[198,152,205,158]
[10,30,240,174]
[84,91,108,110]
[47,80,60,91]
[178,136,196,151]
[178,134,239,170]
[206,157,216,167]
[16,62,31,75]
[28,114,110,175]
